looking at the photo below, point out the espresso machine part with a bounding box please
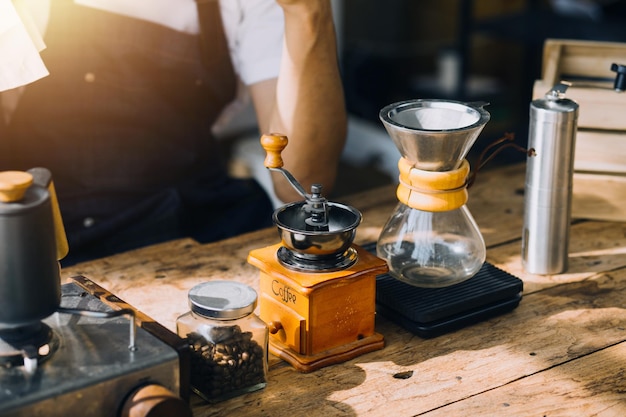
[0,168,67,329]
[248,134,388,372]
[376,100,489,288]
[0,278,190,417]
[522,83,579,275]
[0,169,191,415]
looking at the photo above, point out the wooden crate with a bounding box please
[532,39,626,221]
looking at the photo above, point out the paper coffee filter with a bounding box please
[391,104,482,131]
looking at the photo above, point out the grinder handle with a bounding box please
[260,133,288,169]
[260,133,310,199]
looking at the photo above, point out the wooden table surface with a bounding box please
[63,162,626,417]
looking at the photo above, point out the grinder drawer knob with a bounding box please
[268,321,283,334]
[119,384,192,417]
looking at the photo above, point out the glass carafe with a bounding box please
[376,99,490,288]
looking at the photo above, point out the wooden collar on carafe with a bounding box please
[396,157,469,212]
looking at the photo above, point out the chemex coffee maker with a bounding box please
[371,99,524,338]
[248,134,389,372]
[0,168,191,416]
[376,99,490,288]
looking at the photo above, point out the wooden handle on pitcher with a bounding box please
[260,133,288,169]
[48,180,69,260]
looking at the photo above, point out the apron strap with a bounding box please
[195,0,236,94]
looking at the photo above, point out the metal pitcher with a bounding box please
[0,168,68,328]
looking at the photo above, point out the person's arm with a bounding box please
[249,0,347,203]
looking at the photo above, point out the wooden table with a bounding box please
[62,162,626,416]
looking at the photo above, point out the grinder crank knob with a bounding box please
[260,133,310,199]
[261,133,288,168]
[119,384,192,417]
[0,171,33,203]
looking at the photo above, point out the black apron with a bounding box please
[1,0,273,265]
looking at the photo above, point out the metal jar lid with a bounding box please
[188,281,258,320]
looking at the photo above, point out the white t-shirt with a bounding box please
[25,0,285,86]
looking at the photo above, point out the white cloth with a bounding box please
[0,0,49,92]
[1,0,283,90]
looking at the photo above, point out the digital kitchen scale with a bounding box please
[364,243,524,338]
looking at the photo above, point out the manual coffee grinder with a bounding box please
[247,134,389,373]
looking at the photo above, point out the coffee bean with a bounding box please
[186,325,266,402]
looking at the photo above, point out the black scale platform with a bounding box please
[363,243,524,338]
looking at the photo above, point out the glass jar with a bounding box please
[176,281,268,403]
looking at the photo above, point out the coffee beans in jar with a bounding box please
[177,281,268,403]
